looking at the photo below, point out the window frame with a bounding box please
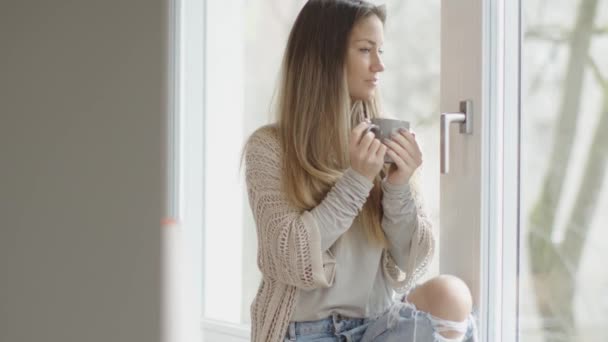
[173,0,523,340]
[480,0,520,340]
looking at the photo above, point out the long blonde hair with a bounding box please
[246,0,390,246]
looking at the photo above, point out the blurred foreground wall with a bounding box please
[0,1,168,341]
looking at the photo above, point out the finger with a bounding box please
[398,129,422,156]
[369,138,382,155]
[376,144,387,158]
[398,128,416,144]
[359,131,375,151]
[387,150,412,173]
[385,139,417,167]
[384,138,408,158]
[350,122,371,145]
[385,139,422,168]
[390,131,414,150]
[391,132,421,160]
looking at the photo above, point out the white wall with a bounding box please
[0,1,168,341]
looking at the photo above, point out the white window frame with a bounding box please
[481,0,520,341]
[498,0,521,340]
[482,0,520,340]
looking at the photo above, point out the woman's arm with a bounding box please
[380,179,418,270]
[245,128,372,289]
[310,168,374,251]
[380,177,435,289]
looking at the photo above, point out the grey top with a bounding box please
[292,168,419,321]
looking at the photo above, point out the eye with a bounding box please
[359,48,371,53]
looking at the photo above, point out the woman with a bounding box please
[242,1,477,341]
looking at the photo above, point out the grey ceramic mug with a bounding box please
[365,118,410,163]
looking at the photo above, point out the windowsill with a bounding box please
[201,318,250,339]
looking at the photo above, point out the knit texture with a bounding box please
[244,125,434,342]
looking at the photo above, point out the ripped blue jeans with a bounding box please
[284,292,478,342]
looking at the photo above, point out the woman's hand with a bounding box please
[383,128,422,186]
[349,121,387,182]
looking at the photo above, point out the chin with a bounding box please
[362,92,375,101]
[352,92,375,102]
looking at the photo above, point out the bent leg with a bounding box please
[405,274,474,340]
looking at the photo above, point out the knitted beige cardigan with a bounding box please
[244,125,434,342]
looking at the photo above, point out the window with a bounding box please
[519,0,608,340]
[174,0,608,340]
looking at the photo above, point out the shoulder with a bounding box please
[247,123,279,143]
[244,124,282,167]
[245,124,280,154]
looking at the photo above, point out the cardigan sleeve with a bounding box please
[380,177,435,293]
[244,127,371,289]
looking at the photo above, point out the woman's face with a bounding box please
[345,15,385,101]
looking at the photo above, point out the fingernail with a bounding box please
[398,128,407,133]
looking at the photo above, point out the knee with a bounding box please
[406,274,473,330]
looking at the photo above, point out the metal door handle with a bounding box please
[440,100,473,174]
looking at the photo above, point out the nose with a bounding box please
[371,53,384,73]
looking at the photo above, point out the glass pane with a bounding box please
[204,0,439,324]
[240,1,305,324]
[521,0,608,340]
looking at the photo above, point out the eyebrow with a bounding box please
[353,39,383,46]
